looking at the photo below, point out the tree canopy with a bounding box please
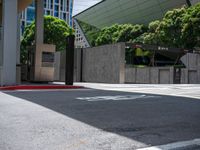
[21,15,73,64]
[85,3,200,49]
[95,24,147,46]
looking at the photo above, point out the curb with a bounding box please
[0,85,83,91]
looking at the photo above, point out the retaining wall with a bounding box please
[125,66,174,84]
[181,68,200,84]
[181,53,200,70]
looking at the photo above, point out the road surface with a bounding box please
[0,87,200,150]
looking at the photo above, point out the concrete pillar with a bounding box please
[1,0,18,86]
[17,13,21,65]
[35,0,44,44]
[0,2,3,67]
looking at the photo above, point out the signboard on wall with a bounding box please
[42,52,54,67]
[42,52,54,62]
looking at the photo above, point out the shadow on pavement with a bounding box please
[4,89,200,146]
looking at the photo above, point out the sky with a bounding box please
[73,0,102,16]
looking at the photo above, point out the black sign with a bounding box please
[42,52,54,63]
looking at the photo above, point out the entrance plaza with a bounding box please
[0,0,200,149]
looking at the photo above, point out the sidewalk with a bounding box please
[71,83,200,99]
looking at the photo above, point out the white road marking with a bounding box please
[76,95,160,102]
[137,138,200,150]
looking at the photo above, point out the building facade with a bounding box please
[73,19,90,48]
[20,0,73,35]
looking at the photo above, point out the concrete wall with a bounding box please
[180,53,200,84]
[181,53,200,70]
[74,48,82,82]
[0,26,2,67]
[82,43,125,84]
[16,66,21,85]
[54,43,125,84]
[54,49,82,82]
[181,68,200,84]
[54,45,200,84]
[125,66,175,84]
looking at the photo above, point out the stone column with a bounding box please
[33,0,44,81]
[35,0,44,44]
[1,0,18,86]
[16,13,21,65]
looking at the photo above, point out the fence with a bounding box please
[181,68,200,84]
[125,66,176,84]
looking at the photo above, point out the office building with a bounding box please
[21,0,74,35]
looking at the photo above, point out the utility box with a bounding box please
[27,44,56,82]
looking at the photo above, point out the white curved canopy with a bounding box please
[74,0,196,29]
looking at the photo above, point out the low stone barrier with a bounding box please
[125,66,175,84]
[181,68,200,84]
[181,53,200,70]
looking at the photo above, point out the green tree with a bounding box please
[136,20,161,45]
[157,7,187,48]
[116,24,147,43]
[21,15,73,64]
[95,24,146,46]
[95,24,123,46]
[182,3,200,49]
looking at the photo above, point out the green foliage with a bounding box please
[95,24,122,46]
[182,3,200,48]
[157,7,187,48]
[117,24,147,43]
[139,3,200,49]
[95,24,147,46]
[93,3,200,50]
[21,16,73,64]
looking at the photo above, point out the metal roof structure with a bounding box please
[74,0,198,29]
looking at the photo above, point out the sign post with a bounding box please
[65,35,75,85]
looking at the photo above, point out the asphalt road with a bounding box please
[0,89,200,150]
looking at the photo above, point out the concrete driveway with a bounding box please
[0,87,200,150]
